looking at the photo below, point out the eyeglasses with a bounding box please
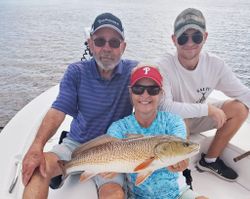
[131,85,161,96]
[177,31,203,46]
[93,37,121,48]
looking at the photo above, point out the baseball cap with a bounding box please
[131,66,163,87]
[174,8,206,38]
[90,13,124,39]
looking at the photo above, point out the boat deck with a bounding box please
[189,131,250,199]
[1,85,250,199]
[192,168,250,199]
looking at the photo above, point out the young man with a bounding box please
[22,13,137,199]
[158,8,250,181]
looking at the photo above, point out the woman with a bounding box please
[107,65,207,199]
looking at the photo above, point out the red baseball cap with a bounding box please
[130,66,163,87]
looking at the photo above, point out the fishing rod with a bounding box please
[233,151,250,162]
[81,41,92,61]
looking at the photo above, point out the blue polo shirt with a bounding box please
[52,58,137,143]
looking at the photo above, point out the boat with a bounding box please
[1,27,250,198]
[0,83,250,199]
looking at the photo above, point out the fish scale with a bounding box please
[70,138,157,165]
[58,134,199,186]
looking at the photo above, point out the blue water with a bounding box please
[0,0,250,127]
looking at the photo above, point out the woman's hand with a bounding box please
[167,159,189,172]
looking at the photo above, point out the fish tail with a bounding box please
[57,160,69,187]
[57,160,67,176]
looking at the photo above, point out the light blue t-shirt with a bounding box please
[107,111,188,199]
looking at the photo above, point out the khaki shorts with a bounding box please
[186,101,225,134]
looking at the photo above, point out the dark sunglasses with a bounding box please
[177,31,203,46]
[131,85,161,96]
[93,37,121,48]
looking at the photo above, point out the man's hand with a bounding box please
[208,104,227,129]
[22,108,66,186]
[167,159,189,172]
[22,145,46,186]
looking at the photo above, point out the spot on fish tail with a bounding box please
[57,160,68,177]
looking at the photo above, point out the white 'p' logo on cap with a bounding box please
[143,67,150,75]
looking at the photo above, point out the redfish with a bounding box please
[58,134,199,186]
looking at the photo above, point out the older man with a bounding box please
[159,8,250,181]
[22,13,137,199]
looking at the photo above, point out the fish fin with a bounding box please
[57,160,69,177]
[56,160,69,188]
[79,172,96,182]
[135,171,153,186]
[122,134,150,142]
[123,134,158,141]
[134,157,155,172]
[72,135,119,158]
[125,134,145,139]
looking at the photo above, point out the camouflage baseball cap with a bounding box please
[174,8,206,38]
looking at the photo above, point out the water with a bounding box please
[0,0,250,128]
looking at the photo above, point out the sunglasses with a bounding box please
[177,31,203,46]
[93,37,121,48]
[131,85,161,96]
